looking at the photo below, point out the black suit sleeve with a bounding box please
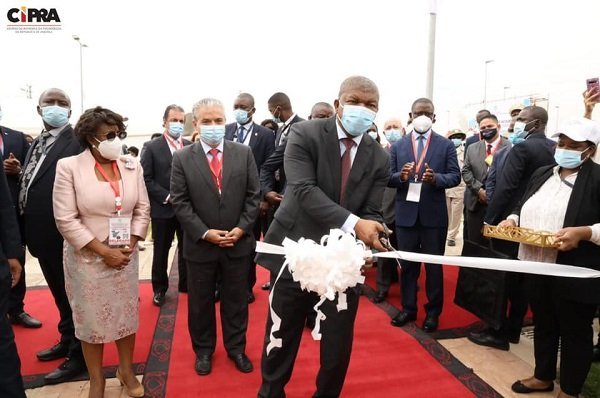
[485,144,528,224]
[0,171,23,260]
[260,141,284,195]
[284,128,350,227]
[258,132,276,173]
[18,133,30,164]
[357,153,390,222]
[237,149,260,234]
[141,143,170,204]
[170,151,209,242]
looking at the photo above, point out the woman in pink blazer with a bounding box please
[53,107,150,398]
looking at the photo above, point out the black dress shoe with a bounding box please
[373,291,387,304]
[468,331,509,351]
[10,312,42,328]
[214,290,220,302]
[229,353,253,373]
[509,334,521,344]
[247,292,255,303]
[195,354,212,376]
[390,311,416,327]
[511,380,553,393]
[37,341,69,361]
[44,357,86,384]
[152,291,165,307]
[261,282,271,291]
[422,316,439,333]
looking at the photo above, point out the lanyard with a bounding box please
[164,133,182,152]
[411,132,432,179]
[95,161,122,215]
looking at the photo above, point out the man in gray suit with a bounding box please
[257,76,390,398]
[462,114,510,248]
[170,98,260,377]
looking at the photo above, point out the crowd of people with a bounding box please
[0,77,599,398]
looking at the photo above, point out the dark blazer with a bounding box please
[256,117,390,274]
[485,145,510,204]
[0,171,23,263]
[514,161,600,304]
[484,133,555,225]
[22,125,82,259]
[1,126,30,205]
[141,135,191,219]
[462,137,510,212]
[170,140,260,263]
[388,131,461,228]
[225,122,275,172]
[260,115,305,196]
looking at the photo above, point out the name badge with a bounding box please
[109,217,131,247]
[406,182,422,203]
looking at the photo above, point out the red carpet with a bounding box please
[363,264,480,329]
[14,282,160,376]
[165,267,475,397]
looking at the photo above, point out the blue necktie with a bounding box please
[416,135,425,161]
[237,126,245,143]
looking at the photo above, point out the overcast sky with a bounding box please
[1,0,599,140]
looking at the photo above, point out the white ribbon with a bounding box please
[259,233,600,356]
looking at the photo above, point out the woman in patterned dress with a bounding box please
[53,107,150,397]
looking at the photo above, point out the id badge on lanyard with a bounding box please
[95,161,131,247]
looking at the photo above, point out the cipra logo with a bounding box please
[7,6,60,23]
[5,6,62,33]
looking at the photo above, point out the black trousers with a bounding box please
[464,205,487,246]
[376,222,399,294]
[530,277,597,396]
[151,217,187,294]
[187,253,249,356]
[248,212,271,291]
[37,251,81,359]
[258,270,359,398]
[499,273,528,338]
[0,264,26,398]
[7,252,26,316]
[396,225,447,317]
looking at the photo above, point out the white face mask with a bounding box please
[94,137,123,160]
[412,115,433,134]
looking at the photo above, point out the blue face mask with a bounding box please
[508,133,525,145]
[234,109,249,125]
[168,122,184,138]
[451,138,463,147]
[41,105,70,128]
[387,129,402,143]
[554,147,589,169]
[200,125,226,146]
[338,104,377,137]
[271,107,282,124]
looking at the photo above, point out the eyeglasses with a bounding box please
[97,131,127,141]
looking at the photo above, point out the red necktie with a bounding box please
[486,144,492,156]
[209,148,222,191]
[340,138,355,204]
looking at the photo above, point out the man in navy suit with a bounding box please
[0,115,41,328]
[141,104,192,306]
[388,98,461,332]
[225,93,275,302]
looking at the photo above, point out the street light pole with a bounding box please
[73,35,87,114]
[483,60,494,107]
[425,0,437,100]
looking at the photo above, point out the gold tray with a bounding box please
[483,225,559,248]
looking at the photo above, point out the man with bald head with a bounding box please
[308,102,335,120]
[19,88,85,383]
[485,106,556,226]
[257,76,390,398]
